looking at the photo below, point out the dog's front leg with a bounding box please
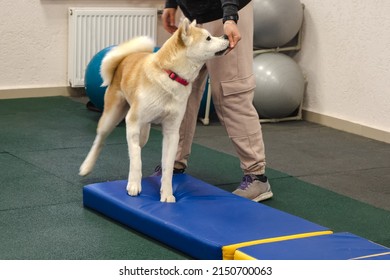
[126,113,142,197]
[160,127,179,203]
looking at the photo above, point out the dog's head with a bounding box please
[177,18,230,61]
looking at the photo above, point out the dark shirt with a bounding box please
[165,0,251,24]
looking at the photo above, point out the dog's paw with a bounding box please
[127,183,141,196]
[160,194,176,203]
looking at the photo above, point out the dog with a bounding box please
[79,18,229,202]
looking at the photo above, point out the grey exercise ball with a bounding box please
[253,0,304,48]
[253,52,305,119]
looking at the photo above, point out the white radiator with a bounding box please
[68,7,157,87]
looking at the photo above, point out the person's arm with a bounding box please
[221,0,239,23]
[162,1,179,34]
[221,0,241,49]
[165,0,178,9]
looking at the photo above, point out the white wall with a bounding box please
[297,0,390,137]
[0,0,389,140]
[0,0,168,90]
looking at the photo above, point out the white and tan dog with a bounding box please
[79,18,229,202]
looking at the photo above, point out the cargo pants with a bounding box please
[174,2,267,176]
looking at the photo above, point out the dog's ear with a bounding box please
[191,20,197,27]
[179,18,194,44]
[181,18,191,36]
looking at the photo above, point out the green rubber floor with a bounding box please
[0,96,389,259]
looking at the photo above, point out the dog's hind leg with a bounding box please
[79,88,128,176]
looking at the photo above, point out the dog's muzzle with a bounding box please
[215,35,230,56]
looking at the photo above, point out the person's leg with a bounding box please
[204,2,266,176]
[152,65,208,175]
[173,65,209,170]
[203,3,273,201]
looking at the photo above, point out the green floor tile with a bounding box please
[0,153,80,211]
[263,176,390,247]
[0,202,188,260]
[0,96,389,260]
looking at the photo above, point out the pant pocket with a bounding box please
[220,74,256,96]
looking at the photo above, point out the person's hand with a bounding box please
[162,8,178,34]
[223,20,241,50]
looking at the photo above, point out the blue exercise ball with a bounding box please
[253,52,305,119]
[85,46,160,111]
[84,46,115,111]
[253,0,303,48]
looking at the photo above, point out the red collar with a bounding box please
[164,70,189,86]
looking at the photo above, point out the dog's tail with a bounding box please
[100,36,155,86]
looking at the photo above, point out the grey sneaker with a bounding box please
[233,174,273,202]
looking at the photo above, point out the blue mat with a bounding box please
[83,174,331,259]
[234,232,390,260]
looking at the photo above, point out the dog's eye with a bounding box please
[206,36,211,41]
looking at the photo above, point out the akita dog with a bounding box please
[79,18,229,202]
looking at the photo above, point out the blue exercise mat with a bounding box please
[234,232,390,260]
[83,174,331,259]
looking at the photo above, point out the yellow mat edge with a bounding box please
[234,250,257,260]
[223,230,334,260]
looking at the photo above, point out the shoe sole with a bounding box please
[252,191,273,202]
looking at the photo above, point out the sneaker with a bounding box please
[151,164,185,176]
[233,174,273,202]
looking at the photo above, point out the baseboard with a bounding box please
[303,110,390,144]
[0,87,85,99]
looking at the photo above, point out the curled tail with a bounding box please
[100,36,155,86]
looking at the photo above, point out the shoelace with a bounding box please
[238,175,255,190]
[154,165,162,173]
[153,165,185,175]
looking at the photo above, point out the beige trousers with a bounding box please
[175,2,266,175]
